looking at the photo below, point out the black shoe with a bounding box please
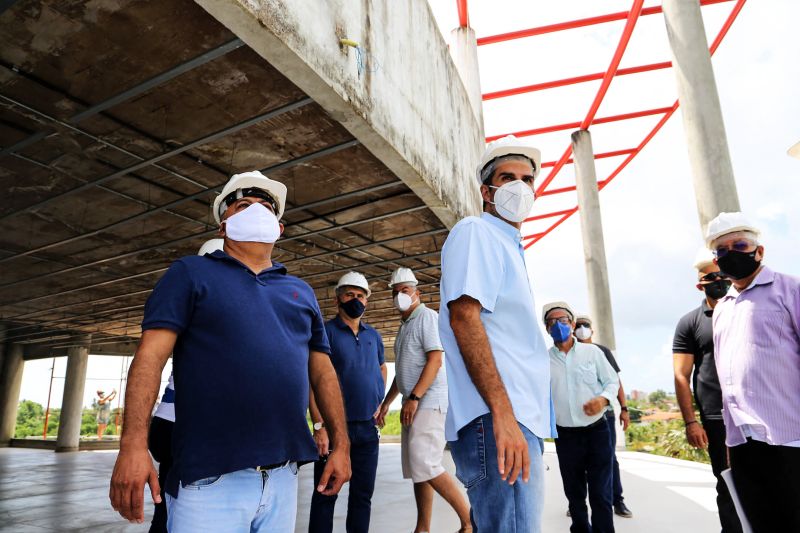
[614,502,633,518]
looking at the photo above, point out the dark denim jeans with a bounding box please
[703,419,742,533]
[309,420,380,533]
[147,416,173,533]
[555,419,614,533]
[604,410,624,505]
[450,414,545,533]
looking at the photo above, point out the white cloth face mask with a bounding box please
[224,203,281,244]
[393,292,415,312]
[490,180,535,223]
[575,326,592,341]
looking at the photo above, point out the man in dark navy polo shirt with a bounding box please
[308,271,386,533]
[110,171,351,533]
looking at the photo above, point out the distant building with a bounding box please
[630,390,647,401]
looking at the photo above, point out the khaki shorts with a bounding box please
[401,407,447,483]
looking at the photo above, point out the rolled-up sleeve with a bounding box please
[594,347,620,404]
[141,260,195,334]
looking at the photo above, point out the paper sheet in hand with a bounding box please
[721,468,753,533]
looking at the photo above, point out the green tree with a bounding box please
[15,399,44,438]
[648,389,668,404]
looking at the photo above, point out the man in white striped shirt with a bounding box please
[377,268,471,533]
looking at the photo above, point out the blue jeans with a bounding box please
[165,463,298,533]
[604,411,624,505]
[555,419,614,533]
[450,414,545,533]
[309,420,380,533]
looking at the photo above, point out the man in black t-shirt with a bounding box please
[672,250,741,533]
[575,315,632,519]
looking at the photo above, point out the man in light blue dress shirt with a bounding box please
[439,135,554,532]
[544,301,619,533]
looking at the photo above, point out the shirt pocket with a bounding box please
[578,363,597,386]
[737,308,784,352]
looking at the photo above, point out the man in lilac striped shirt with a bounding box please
[707,212,800,532]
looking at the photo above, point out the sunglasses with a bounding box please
[575,322,591,329]
[699,272,727,282]
[714,240,756,258]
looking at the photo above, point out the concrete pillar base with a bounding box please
[0,343,24,446]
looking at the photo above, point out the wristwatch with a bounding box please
[313,421,324,431]
[620,406,628,412]
[407,393,421,402]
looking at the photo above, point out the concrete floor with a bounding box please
[0,443,723,532]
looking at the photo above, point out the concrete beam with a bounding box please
[662,0,740,232]
[194,0,483,228]
[572,130,616,351]
[449,26,484,139]
[0,343,24,446]
[55,339,90,452]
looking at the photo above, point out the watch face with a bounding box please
[313,422,323,430]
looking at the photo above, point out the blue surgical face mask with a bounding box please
[340,297,366,319]
[549,321,572,343]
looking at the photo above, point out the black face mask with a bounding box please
[339,298,366,319]
[717,250,760,280]
[702,279,732,300]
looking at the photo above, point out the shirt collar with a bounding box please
[700,298,713,316]
[332,314,366,331]
[208,249,287,275]
[726,265,774,299]
[481,212,522,243]
[402,303,426,323]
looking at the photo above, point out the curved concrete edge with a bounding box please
[194,0,483,228]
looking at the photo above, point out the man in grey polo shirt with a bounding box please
[377,268,471,533]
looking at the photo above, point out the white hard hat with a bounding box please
[336,271,371,297]
[198,238,224,256]
[388,267,418,288]
[542,301,575,323]
[705,212,760,247]
[692,247,715,270]
[575,314,592,326]
[212,171,288,224]
[476,135,541,185]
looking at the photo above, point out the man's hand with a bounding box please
[685,422,709,449]
[493,411,530,485]
[620,410,630,431]
[313,428,330,456]
[316,447,351,496]
[582,396,609,417]
[109,447,161,523]
[375,403,390,428]
[401,400,418,427]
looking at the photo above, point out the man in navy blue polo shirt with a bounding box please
[308,271,386,533]
[110,171,351,532]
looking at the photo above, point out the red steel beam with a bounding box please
[582,0,644,128]
[483,61,671,101]
[522,0,746,248]
[477,0,734,46]
[457,0,469,28]
[487,106,671,143]
[525,209,575,223]
[541,148,637,169]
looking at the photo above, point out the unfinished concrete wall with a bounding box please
[194,0,483,228]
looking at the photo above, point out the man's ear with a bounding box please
[480,183,492,204]
[756,245,765,261]
[279,222,285,235]
[696,283,704,292]
[217,222,225,238]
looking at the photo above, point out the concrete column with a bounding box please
[572,130,616,350]
[56,340,90,452]
[449,26,484,138]
[663,0,740,232]
[0,343,24,445]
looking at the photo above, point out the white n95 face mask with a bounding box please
[575,326,592,341]
[393,292,414,312]
[490,180,535,223]
[224,203,281,243]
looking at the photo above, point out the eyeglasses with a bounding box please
[699,272,727,282]
[714,240,756,258]
[545,316,571,327]
[575,322,591,329]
